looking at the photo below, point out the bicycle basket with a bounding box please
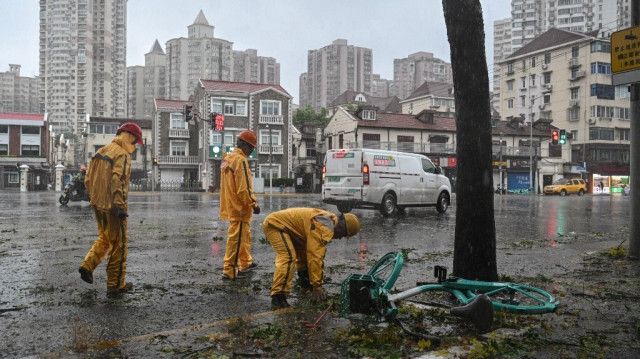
[340,274,385,321]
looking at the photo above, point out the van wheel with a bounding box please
[578,189,585,196]
[436,193,449,213]
[337,203,352,213]
[379,193,398,217]
[560,189,567,196]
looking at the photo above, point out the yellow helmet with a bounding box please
[343,213,360,238]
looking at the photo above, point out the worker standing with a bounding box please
[263,208,361,308]
[78,122,143,298]
[220,130,260,280]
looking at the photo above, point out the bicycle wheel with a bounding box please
[367,252,404,291]
[463,282,558,314]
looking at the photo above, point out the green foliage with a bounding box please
[271,178,295,187]
[606,245,627,258]
[293,106,330,126]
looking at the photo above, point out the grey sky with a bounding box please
[0,0,511,104]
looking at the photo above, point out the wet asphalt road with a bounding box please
[0,190,631,358]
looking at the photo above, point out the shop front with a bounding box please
[588,164,630,195]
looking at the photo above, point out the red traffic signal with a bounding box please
[211,112,224,131]
[551,129,559,145]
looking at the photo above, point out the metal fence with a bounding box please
[129,178,203,192]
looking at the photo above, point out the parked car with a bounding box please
[543,178,587,196]
[322,148,452,216]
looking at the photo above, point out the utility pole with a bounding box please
[629,0,640,259]
[499,131,503,193]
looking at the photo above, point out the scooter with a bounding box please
[59,179,89,205]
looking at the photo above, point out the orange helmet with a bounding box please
[237,130,257,148]
[117,122,143,144]
[80,166,87,171]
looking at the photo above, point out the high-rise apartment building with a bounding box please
[232,49,281,85]
[39,0,127,135]
[492,0,630,111]
[165,10,233,100]
[126,40,166,118]
[370,74,398,99]
[300,39,373,112]
[393,52,453,100]
[0,65,40,114]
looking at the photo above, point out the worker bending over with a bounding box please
[263,208,360,308]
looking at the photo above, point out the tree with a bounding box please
[443,0,497,281]
[293,106,330,127]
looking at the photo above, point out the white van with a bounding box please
[322,149,452,216]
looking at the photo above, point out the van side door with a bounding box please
[421,158,438,204]
[397,155,421,205]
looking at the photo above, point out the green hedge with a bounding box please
[269,178,295,187]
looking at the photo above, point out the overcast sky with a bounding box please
[0,0,511,104]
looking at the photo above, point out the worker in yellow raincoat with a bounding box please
[263,208,361,308]
[78,122,142,298]
[220,130,260,280]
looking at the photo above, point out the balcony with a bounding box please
[569,99,580,107]
[568,58,580,67]
[258,144,284,155]
[345,141,456,154]
[158,156,199,165]
[492,145,538,157]
[169,128,190,138]
[570,71,585,80]
[258,115,283,125]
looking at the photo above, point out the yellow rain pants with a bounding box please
[80,208,128,291]
[222,220,253,278]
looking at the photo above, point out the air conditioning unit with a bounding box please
[544,83,553,91]
[541,64,548,70]
[569,58,580,67]
[569,99,580,107]
[587,118,596,124]
[538,104,546,110]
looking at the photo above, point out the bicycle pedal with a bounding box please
[434,266,447,284]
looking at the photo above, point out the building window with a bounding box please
[620,128,630,141]
[589,127,614,141]
[21,126,40,135]
[361,110,376,120]
[543,72,551,84]
[571,46,579,58]
[615,107,629,119]
[170,141,187,156]
[520,96,526,107]
[590,84,615,100]
[306,148,316,157]
[531,56,536,67]
[0,125,7,133]
[236,100,247,116]
[507,98,514,109]
[170,113,187,129]
[615,85,630,99]
[261,101,281,116]
[544,94,550,104]
[544,53,551,64]
[224,102,234,115]
[507,62,514,73]
[8,172,19,183]
[507,79,514,91]
[567,107,580,121]
[211,99,223,114]
[522,59,526,71]
[21,145,40,156]
[520,77,526,88]
[260,129,280,145]
[590,62,611,74]
[89,124,118,134]
[530,74,536,86]
[570,87,580,99]
[0,144,7,155]
[590,41,611,53]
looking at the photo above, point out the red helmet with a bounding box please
[117,122,143,144]
[237,130,257,148]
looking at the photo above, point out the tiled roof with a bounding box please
[89,117,153,129]
[155,99,193,111]
[507,28,592,59]
[405,81,454,100]
[0,113,45,121]
[200,80,291,97]
[329,91,401,112]
[491,120,552,137]
[149,39,164,54]
[193,10,210,26]
[353,111,456,132]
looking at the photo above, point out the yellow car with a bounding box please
[544,178,587,196]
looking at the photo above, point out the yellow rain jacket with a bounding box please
[220,148,258,222]
[264,208,338,291]
[85,133,132,212]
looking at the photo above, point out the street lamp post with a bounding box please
[499,131,503,193]
[267,124,273,194]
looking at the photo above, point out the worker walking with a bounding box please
[78,122,143,298]
[220,130,260,280]
[263,208,361,308]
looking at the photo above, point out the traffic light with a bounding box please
[211,112,224,131]
[551,129,559,145]
[559,129,566,145]
[184,104,193,122]
[152,157,158,166]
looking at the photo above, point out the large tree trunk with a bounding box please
[442,0,497,281]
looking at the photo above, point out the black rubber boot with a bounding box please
[298,270,312,290]
[271,293,291,308]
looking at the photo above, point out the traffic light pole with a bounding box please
[629,0,640,259]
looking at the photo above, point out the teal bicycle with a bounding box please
[341,252,559,341]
